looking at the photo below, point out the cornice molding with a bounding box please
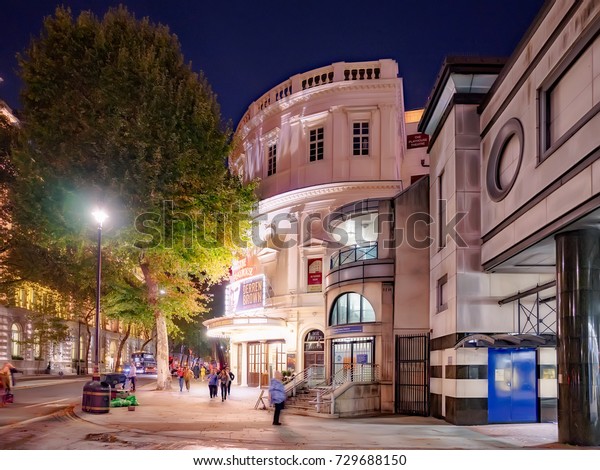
[237,80,400,140]
[256,181,403,215]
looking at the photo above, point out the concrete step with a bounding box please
[284,405,339,418]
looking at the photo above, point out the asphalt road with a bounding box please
[0,375,157,449]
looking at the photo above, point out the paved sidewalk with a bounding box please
[67,378,575,450]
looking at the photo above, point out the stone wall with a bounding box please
[333,383,380,417]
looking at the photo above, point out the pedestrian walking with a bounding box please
[177,365,185,392]
[268,371,286,425]
[0,362,15,393]
[184,366,194,392]
[128,360,137,392]
[227,367,234,396]
[207,368,219,398]
[219,369,229,401]
[200,365,206,382]
[0,362,15,405]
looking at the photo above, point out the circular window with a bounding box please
[486,118,524,202]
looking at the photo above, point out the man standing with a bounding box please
[268,371,286,425]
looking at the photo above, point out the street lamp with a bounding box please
[91,208,108,381]
[82,208,110,414]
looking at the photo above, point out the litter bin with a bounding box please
[82,380,110,414]
[102,373,126,389]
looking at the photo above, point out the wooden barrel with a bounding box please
[82,380,110,414]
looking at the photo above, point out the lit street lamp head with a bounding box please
[92,208,108,226]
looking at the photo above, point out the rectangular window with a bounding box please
[309,127,324,162]
[352,121,369,156]
[539,31,600,160]
[437,274,448,313]
[267,143,277,176]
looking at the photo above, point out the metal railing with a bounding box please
[313,364,381,414]
[284,364,326,397]
[330,242,378,269]
[259,364,380,415]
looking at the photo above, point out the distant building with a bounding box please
[0,88,153,375]
[0,99,19,127]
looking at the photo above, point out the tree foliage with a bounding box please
[13,6,255,389]
[0,113,17,257]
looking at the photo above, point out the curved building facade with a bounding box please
[205,59,430,414]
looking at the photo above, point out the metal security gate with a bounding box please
[395,333,430,416]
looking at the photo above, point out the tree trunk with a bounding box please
[115,323,131,372]
[140,260,171,390]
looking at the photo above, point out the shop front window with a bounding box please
[247,341,286,388]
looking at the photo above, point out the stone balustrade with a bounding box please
[237,59,398,131]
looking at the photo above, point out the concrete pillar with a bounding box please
[556,229,600,445]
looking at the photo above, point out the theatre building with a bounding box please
[203,59,430,413]
[419,0,600,445]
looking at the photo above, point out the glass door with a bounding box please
[331,337,374,384]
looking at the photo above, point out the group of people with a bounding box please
[175,364,235,401]
[207,367,234,401]
[176,365,195,392]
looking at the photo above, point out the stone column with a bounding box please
[556,229,600,445]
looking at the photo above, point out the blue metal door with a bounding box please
[488,348,537,423]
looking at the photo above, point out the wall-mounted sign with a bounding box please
[286,354,296,372]
[356,354,368,364]
[407,133,429,149]
[332,325,363,335]
[307,258,323,292]
[226,274,266,314]
[230,256,259,282]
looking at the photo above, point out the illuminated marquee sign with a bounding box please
[241,276,264,309]
[225,274,266,315]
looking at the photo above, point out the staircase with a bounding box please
[256,364,381,418]
[285,386,338,417]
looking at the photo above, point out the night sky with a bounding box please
[1,0,545,126]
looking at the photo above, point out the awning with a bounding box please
[203,315,287,338]
[454,333,556,349]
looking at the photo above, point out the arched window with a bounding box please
[11,323,22,358]
[304,329,324,368]
[329,293,375,326]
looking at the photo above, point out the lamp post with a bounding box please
[91,209,108,381]
[82,208,110,414]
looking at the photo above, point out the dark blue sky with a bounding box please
[1,0,545,125]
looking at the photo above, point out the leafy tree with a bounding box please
[14,6,255,389]
[0,112,17,258]
[102,274,154,371]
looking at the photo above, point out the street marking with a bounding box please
[24,398,70,408]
